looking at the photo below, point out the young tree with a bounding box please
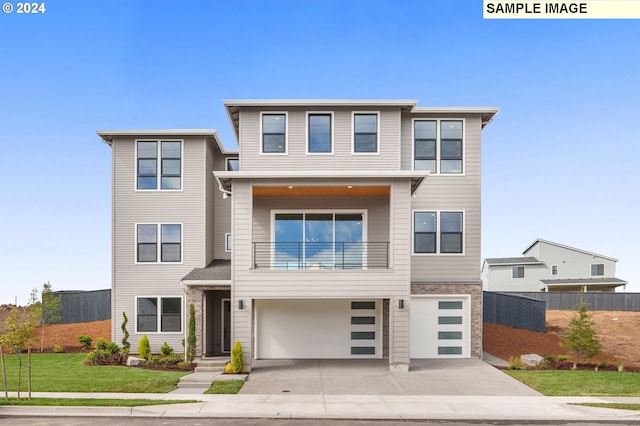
[186,304,196,363]
[560,303,601,368]
[39,282,62,352]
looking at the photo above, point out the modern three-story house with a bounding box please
[99,99,498,372]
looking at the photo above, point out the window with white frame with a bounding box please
[413,119,463,174]
[136,224,182,263]
[262,113,286,153]
[591,263,604,276]
[226,158,239,171]
[512,266,525,278]
[353,113,378,153]
[136,296,182,333]
[307,113,332,153]
[413,211,463,254]
[551,265,558,275]
[225,233,232,252]
[136,140,182,190]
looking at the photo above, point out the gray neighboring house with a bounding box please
[482,239,627,293]
[99,99,498,372]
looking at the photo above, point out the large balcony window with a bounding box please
[253,211,389,270]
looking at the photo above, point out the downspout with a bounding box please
[214,174,232,198]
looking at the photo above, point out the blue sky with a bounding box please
[0,0,638,305]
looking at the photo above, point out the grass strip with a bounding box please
[505,370,640,396]
[205,380,244,394]
[0,398,200,407]
[0,353,189,393]
[571,403,640,411]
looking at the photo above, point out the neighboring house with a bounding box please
[482,239,627,293]
[98,99,498,371]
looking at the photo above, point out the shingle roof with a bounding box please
[541,278,627,286]
[182,259,231,281]
[484,257,543,265]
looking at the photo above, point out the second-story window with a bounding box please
[413,211,464,254]
[226,158,239,171]
[353,113,378,153]
[440,121,463,174]
[591,263,604,276]
[413,120,464,174]
[308,114,332,153]
[137,223,182,263]
[414,212,436,254]
[512,266,525,278]
[137,140,182,190]
[414,121,437,172]
[262,113,286,153]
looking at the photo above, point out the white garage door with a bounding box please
[256,299,381,359]
[410,296,470,358]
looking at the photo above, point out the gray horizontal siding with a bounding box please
[239,106,401,171]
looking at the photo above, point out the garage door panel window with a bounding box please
[351,331,376,340]
[438,301,463,310]
[438,331,462,340]
[438,346,463,355]
[351,316,375,325]
[438,316,462,325]
[351,347,375,355]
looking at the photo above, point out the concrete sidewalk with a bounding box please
[3,392,640,421]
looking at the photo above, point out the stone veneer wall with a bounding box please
[185,286,204,358]
[410,282,483,358]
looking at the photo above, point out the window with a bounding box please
[414,120,436,172]
[136,140,182,190]
[591,263,604,276]
[262,113,286,153]
[353,113,378,153]
[308,113,332,153]
[552,265,558,275]
[414,211,463,254]
[225,233,232,252]
[413,119,463,174]
[136,224,182,263]
[512,266,525,278]
[226,158,239,171]
[136,297,182,333]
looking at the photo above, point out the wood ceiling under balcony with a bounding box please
[252,185,391,197]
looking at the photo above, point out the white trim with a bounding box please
[259,111,288,155]
[134,222,184,265]
[305,111,334,155]
[351,111,380,155]
[134,295,184,335]
[215,170,428,179]
[225,233,232,253]
[134,139,184,192]
[411,117,466,176]
[412,210,466,256]
[270,209,369,270]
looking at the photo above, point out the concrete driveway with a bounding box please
[239,359,540,396]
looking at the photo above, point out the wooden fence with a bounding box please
[52,289,111,324]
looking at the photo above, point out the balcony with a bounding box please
[252,242,390,270]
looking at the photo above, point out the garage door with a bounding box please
[256,299,381,359]
[410,296,469,358]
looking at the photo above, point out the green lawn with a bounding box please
[506,370,640,396]
[0,353,190,393]
[572,403,640,411]
[205,380,244,394]
[0,397,199,407]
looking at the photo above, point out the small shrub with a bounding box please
[177,361,190,370]
[160,342,174,356]
[224,362,234,374]
[187,304,196,362]
[231,340,244,373]
[95,337,108,351]
[52,344,64,353]
[121,311,131,353]
[84,350,107,366]
[508,356,525,370]
[105,342,121,355]
[138,335,151,360]
[148,355,161,367]
[161,353,183,365]
[617,360,625,372]
[77,335,92,351]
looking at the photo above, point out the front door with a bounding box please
[222,298,231,352]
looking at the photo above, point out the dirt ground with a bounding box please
[484,310,640,368]
[2,304,640,366]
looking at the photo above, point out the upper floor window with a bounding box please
[551,265,558,275]
[591,263,604,276]
[137,296,182,333]
[413,211,463,254]
[413,120,463,174]
[137,223,182,263]
[512,266,525,278]
[307,113,332,153]
[353,113,378,153]
[226,158,239,171]
[262,113,286,153]
[137,140,182,190]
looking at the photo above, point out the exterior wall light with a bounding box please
[398,299,404,309]
[238,300,244,310]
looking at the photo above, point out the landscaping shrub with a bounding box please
[83,350,107,366]
[138,335,151,360]
[224,362,234,374]
[186,304,196,363]
[121,312,131,353]
[508,356,525,370]
[160,342,174,356]
[95,338,108,351]
[52,344,64,353]
[231,341,243,373]
[560,303,601,368]
[77,335,92,351]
